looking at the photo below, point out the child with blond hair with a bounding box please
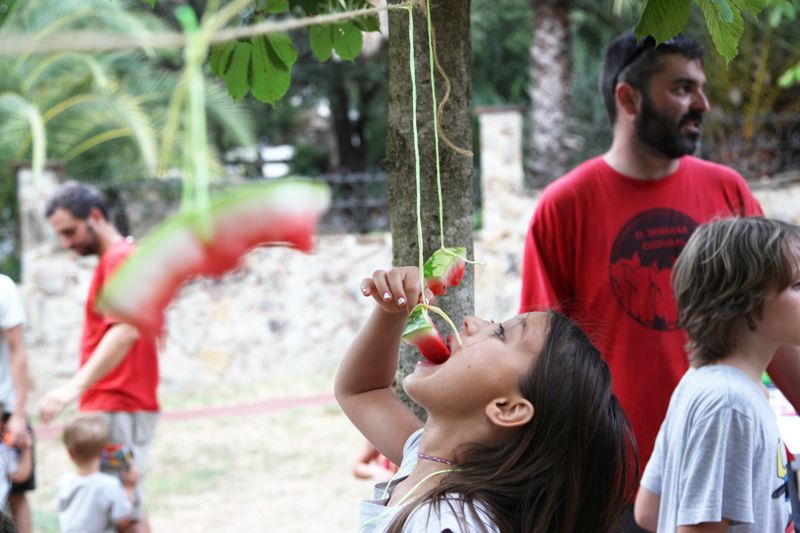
[635,217,798,532]
[56,414,135,533]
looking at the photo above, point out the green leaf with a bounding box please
[710,0,735,21]
[223,42,252,101]
[635,0,691,44]
[332,21,363,61]
[348,0,380,31]
[258,0,289,13]
[352,13,380,32]
[732,0,767,16]
[144,0,156,6]
[208,45,224,76]
[265,32,298,69]
[309,24,334,62]
[211,41,237,77]
[778,63,800,88]
[289,0,319,13]
[251,35,292,105]
[697,0,745,63]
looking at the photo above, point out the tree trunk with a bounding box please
[386,0,473,417]
[528,0,573,187]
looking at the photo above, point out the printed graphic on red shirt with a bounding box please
[609,209,698,331]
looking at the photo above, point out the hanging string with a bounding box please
[429,23,473,159]
[407,3,426,294]
[424,0,445,249]
[0,1,415,56]
[423,0,479,269]
[405,3,463,346]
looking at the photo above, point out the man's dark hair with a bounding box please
[599,31,704,125]
[45,181,108,220]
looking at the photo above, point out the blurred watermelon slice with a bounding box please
[423,247,466,296]
[402,304,450,364]
[98,179,330,335]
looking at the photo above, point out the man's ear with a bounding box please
[616,82,640,118]
[87,206,106,226]
[485,397,534,429]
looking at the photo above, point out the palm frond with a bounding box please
[0,92,46,186]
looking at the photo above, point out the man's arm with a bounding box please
[37,323,139,423]
[767,344,800,414]
[4,325,31,447]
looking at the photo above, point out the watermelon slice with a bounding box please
[402,304,451,364]
[97,179,330,335]
[423,247,466,296]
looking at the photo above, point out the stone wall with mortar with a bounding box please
[17,111,800,403]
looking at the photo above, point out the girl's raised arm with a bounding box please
[334,267,425,465]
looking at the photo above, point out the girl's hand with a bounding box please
[361,266,430,315]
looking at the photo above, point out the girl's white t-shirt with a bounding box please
[358,429,499,533]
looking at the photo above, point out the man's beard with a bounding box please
[76,224,101,256]
[635,94,703,159]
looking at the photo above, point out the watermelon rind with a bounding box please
[401,304,434,339]
[423,247,467,279]
[97,178,331,333]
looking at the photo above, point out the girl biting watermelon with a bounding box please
[336,266,638,532]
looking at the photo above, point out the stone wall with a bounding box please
[18,111,800,402]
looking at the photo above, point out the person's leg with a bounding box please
[7,493,30,533]
[7,419,35,533]
[99,412,158,532]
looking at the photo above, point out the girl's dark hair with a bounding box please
[388,311,638,533]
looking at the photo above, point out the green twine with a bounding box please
[176,5,212,240]
[424,0,445,249]
[408,4,425,294]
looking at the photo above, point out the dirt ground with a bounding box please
[29,372,378,532]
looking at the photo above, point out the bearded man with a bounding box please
[519,32,800,532]
[39,181,159,533]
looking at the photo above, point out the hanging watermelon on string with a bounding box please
[98,6,330,336]
[397,2,480,365]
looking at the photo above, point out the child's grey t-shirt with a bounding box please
[56,471,132,533]
[641,365,791,532]
[359,428,499,532]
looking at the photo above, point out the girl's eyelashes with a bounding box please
[494,322,506,341]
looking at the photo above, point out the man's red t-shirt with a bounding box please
[79,238,159,412]
[520,156,762,467]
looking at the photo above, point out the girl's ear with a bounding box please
[485,397,534,428]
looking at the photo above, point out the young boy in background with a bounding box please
[635,217,798,532]
[57,414,135,533]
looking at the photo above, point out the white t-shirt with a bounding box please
[0,274,26,413]
[359,429,499,532]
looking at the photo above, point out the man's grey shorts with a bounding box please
[97,411,159,520]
